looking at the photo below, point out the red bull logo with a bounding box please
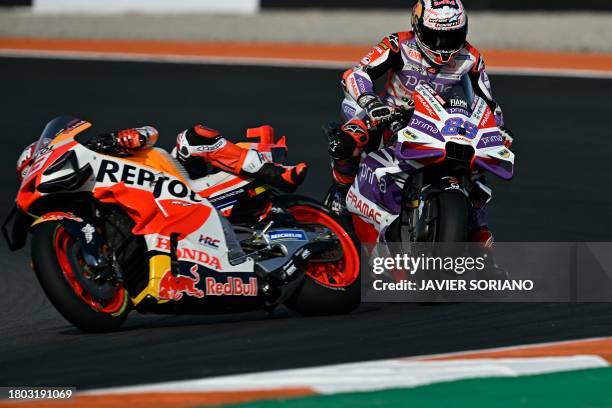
[205,277,258,297]
[159,264,204,300]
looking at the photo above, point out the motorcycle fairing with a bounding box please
[396,84,515,180]
[19,122,257,282]
[80,147,256,274]
[346,84,515,243]
[14,118,338,308]
[346,151,404,241]
[1,204,32,251]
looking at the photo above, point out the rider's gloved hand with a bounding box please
[328,128,358,161]
[327,119,369,161]
[116,127,158,150]
[358,94,394,124]
[499,126,514,148]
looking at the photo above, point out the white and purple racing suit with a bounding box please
[335,31,505,232]
[341,30,503,131]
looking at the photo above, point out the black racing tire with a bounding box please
[31,221,129,333]
[273,195,361,316]
[429,192,470,300]
[391,191,469,244]
[392,191,469,302]
[435,191,469,243]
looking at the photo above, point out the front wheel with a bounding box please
[275,196,360,316]
[434,191,469,243]
[31,221,129,332]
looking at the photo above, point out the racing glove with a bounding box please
[499,126,514,148]
[358,94,394,124]
[326,119,369,161]
[116,126,159,150]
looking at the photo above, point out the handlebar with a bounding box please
[83,133,120,153]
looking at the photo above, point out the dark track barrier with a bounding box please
[261,0,612,11]
[4,0,610,10]
[0,0,32,6]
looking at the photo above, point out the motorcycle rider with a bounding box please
[173,124,307,191]
[326,0,513,247]
[17,124,308,192]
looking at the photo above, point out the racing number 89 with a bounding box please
[441,118,478,139]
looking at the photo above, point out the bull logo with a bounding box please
[158,264,204,300]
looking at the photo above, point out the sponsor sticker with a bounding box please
[498,149,511,159]
[347,190,382,225]
[205,277,258,297]
[410,116,440,135]
[480,133,504,146]
[81,224,95,244]
[159,264,204,300]
[355,75,370,93]
[408,49,422,61]
[194,138,226,153]
[199,235,220,249]
[96,159,203,203]
[403,130,419,141]
[268,230,308,242]
[159,265,258,300]
[450,98,468,109]
[414,94,438,119]
[156,237,222,270]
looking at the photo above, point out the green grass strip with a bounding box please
[226,367,612,408]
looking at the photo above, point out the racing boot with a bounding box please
[246,161,308,193]
[470,227,494,249]
[469,227,509,280]
[324,119,370,219]
[326,156,358,220]
[176,124,307,191]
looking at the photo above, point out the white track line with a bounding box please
[406,335,612,361]
[83,336,611,397]
[83,356,606,396]
[2,48,612,79]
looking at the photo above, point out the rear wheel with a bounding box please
[276,196,360,316]
[31,221,129,332]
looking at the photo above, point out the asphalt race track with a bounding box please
[1,58,612,389]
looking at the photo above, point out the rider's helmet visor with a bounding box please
[417,24,467,65]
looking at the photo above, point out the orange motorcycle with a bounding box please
[3,116,360,332]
